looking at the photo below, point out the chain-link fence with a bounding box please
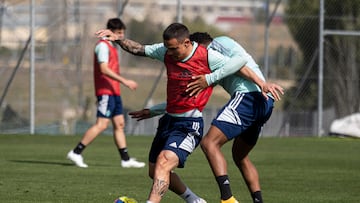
[277,0,360,136]
[0,0,359,137]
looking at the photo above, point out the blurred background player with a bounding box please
[66,18,145,169]
[188,32,284,203]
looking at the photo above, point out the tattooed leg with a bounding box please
[148,150,179,203]
[149,178,169,202]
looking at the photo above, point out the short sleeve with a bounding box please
[144,43,167,62]
[94,42,110,63]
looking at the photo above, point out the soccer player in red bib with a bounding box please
[66,18,145,169]
[96,23,247,203]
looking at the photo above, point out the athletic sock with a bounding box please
[180,187,200,203]
[73,142,86,154]
[119,148,130,161]
[251,191,263,203]
[216,175,232,200]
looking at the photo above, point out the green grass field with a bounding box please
[0,135,359,203]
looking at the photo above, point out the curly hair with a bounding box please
[189,32,213,45]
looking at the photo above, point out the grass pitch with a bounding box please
[0,135,359,203]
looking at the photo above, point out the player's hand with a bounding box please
[129,109,151,121]
[125,79,138,91]
[186,75,208,97]
[261,82,284,101]
[95,29,118,41]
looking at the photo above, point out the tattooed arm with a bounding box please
[115,38,146,56]
[95,29,146,56]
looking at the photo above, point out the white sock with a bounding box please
[180,187,200,203]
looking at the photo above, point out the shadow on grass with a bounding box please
[8,159,115,167]
[9,159,75,166]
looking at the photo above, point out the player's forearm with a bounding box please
[206,56,247,85]
[149,102,166,117]
[115,74,128,84]
[99,63,127,84]
[238,66,265,89]
[115,39,146,56]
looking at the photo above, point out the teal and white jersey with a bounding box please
[95,39,117,63]
[209,36,266,95]
[144,42,247,81]
[144,41,247,117]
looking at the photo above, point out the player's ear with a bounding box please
[183,39,191,47]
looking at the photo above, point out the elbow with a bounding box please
[99,69,107,75]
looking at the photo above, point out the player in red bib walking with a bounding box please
[67,18,145,169]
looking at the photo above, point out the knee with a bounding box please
[233,155,249,168]
[114,121,125,130]
[232,156,243,167]
[200,136,216,153]
[200,140,209,153]
[96,122,108,131]
[156,151,178,172]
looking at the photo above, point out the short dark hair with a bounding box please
[106,18,126,31]
[189,32,213,44]
[162,23,190,42]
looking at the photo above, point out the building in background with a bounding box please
[0,0,285,47]
[124,0,283,30]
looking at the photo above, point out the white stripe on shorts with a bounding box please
[179,121,200,153]
[98,95,109,115]
[216,92,244,125]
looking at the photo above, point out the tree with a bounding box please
[323,0,360,117]
[284,0,360,117]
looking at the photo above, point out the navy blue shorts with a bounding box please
[211,91,274,146]
[149,114,204,168]
[96,95,123,118]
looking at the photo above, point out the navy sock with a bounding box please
[252,191,263,203]
[73,142,86,154]
[119,148,130,161]
[216,175,232,200]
